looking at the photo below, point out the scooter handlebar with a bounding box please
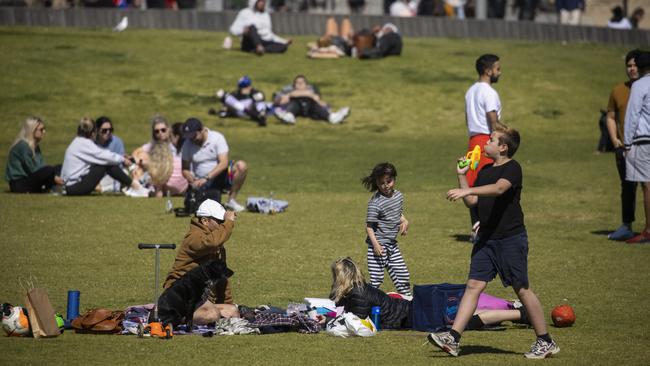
[138,243,176,250]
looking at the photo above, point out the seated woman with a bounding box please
[60,117,148,197]
[273,75,350,125]
[132,117,188,197]
[5,116,63,193]
[330,257,530,330]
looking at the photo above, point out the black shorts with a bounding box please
[468,231,529,289]
[204,160,234,192]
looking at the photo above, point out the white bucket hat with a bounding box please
[196,199,226,220]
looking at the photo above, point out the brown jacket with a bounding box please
[163,217,235,303]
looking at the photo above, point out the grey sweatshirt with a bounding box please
[61,136,124,186]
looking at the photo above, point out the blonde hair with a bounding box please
[11,116,43,157]
[77,117,95,138]
[147,141,173,187]
[329,257,366,303]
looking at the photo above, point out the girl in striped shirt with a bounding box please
[361,162,412,296]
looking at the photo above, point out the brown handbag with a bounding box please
[71,308,125,334]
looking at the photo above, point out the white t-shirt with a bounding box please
[465,81,501,136]
[181,130,229,179]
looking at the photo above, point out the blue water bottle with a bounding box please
[65,290,80,329]
[371,306,381,331]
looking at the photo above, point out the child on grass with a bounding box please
[428,127,560,359]
[362,162,412,296]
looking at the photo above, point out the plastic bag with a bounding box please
[326,312,376,337]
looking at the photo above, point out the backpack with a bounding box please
[411,283,466,332]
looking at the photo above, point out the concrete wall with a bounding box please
[0,7,648,45]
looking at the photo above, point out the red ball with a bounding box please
[551,304,576,327]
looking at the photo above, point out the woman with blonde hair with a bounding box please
[329,257,531,331]
[5,116,63,193]
[132,116,188,197]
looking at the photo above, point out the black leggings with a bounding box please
[9,165,60,193]
[66,164,132,196]
[285,97,330,121]
[241,25,288,54]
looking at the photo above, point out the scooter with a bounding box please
[137,243,176,339]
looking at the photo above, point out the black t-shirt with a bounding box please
[475,160,525,240]
[232,88,262,100]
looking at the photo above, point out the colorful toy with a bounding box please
[458,145,482,171]
[551,304,575,327]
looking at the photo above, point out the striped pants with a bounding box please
[367,243,412,296]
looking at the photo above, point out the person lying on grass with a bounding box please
[329,257,531,330]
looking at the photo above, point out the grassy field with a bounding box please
[0,26,649,365]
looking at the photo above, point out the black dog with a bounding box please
[157,260,233,327]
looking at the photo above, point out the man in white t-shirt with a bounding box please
[181,118,248,212]
[463,54,505,238]
[465,53,504,187]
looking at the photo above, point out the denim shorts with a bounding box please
[468,231,529,289]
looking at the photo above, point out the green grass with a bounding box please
[1,26,649,365]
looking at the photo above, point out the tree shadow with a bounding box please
[428,345,518,358]
[451,234,471,243]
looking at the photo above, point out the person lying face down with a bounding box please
[329,257,531,330]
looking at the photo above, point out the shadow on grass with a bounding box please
[451,234,471,243]
[591,230,611,237]
[428,345,518,358]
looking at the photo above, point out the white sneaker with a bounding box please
[225,199,245,212]
[275,109,296,124]
[524,337,560,359]
[328,107,350,124]
[123,186,149,198]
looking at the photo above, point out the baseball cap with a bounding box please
[182,118,203,139]
[238,75,252,88]
[196,199,226,220]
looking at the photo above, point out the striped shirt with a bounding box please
[366,190,404,245]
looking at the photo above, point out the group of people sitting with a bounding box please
[5,115,249,211]
[211,74,350,126]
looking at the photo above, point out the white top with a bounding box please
[229,0,287,44]
[181,129,229,179]
[389,2,415,17]
[61,136,124,186]
[607,18,632,30]
[465,81,501,136]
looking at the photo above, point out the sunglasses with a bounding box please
[100,128,114,134]
[154,128,167,134]
[36,127,46,132]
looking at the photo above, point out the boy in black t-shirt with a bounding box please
[428,128,560,359]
